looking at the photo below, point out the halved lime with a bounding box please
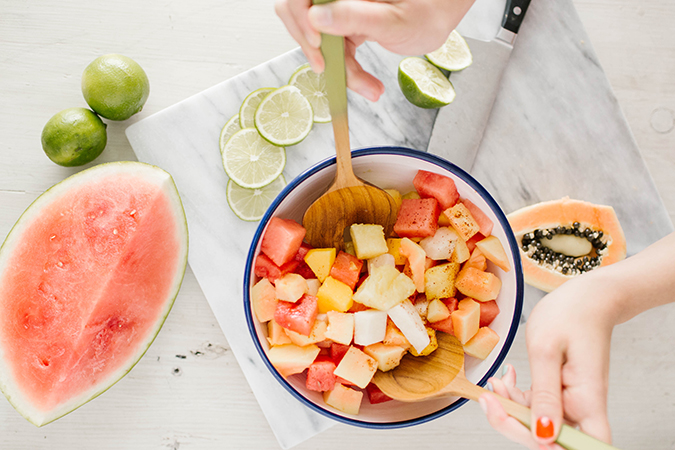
[398,57,456,109]
[227,174,287,221]
[239,88,274,128]
[289,63,330,123]
[425,30,473,72]
[222,128,286,189]
[219,113,242,154]
[254,85,314,146]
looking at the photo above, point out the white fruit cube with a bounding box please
[350,224,388,260]
[475,235,511,272]
[306,278,321,296]
[324,311,354,345]
[353,310,388,346]
[323,383,363,415]
[426,298,451,323]
[387,299,430,354]
[268,344,320,377]
[367,253,396,273]
[363,343,407,372]
[333,346,378,389]
[251,278,278,323]
[274,273,308,303]
[419,227,458,260]
[352,265,415,311]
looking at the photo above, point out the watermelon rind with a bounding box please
[0,161,189,426]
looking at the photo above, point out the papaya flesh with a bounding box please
[507,197,626,292]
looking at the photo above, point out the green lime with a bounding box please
[81,54,150,121]
[219,113,242,154]
[239,88,274,128]
[398,57,456,109]
[41,107,107,167]
[222,128,286,188]
[227,174,287,221]
[425,30,473,71]
[289,63,330,123]
[254,85,313,146]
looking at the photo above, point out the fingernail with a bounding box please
[502,365,509,377]
[485,381,493,392]
[310,5,332,27]
[478,396,488,414]
[535,416,555,439]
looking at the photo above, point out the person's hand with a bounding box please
[274,0,476,101]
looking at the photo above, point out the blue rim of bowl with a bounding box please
[244,146,524,429]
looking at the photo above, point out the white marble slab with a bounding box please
[125,0,673,447]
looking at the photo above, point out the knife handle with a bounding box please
[502,0,531,34]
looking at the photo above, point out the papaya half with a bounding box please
[507,197,626,292]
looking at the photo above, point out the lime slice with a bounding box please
[227,174,287,221]
[219,113,242,154]
[240,88,274,128]
[254,85,314,146]
[289,63,330,123]
[398,57,456,109]
[425,30,473,72]
[222,128,286,189]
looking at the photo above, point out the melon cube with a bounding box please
[352,265,416,311]
[419,227,458,260]
[306,278,321,296]
[450,236,470,264]
[427,298,451,323]
[325,311,354,345]
[260,217,306,267]
[363,343,407,372]
[455,267,502,301]
[353,310,388,346]
[285,315,328,346]
[349,223,389,260]
[268,343,321,377]
[413,169,459,210]
[387,299,430,354]
[323,383,363,415]
[367,253,396,274]
[424,261,460,300]
[383,319,411,349]
[274,294,319,336]
[275,273,309,303]
[444,203,480,241]
[461,199,494,236]
[306,356,337,392]
[452,298,481,344]
[316,276,353,313]
[463,326,500,360]
[475,235,511,272]
[400,237,426,292]
[329,251,363,290]
[465,247,488,271]
[333,346,378,389]
[429,298,459,335]
[251,277,277,323]
[393,198,441,239]
[304,248,336,282]
[409,327,438,357]
[267,319,293,346]
[386,238,407,265]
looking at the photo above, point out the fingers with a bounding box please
[308,1,400,43]
[344,38,384,102]
[275,0,324,72]
[527,341,565,446]
[480,393,542,450]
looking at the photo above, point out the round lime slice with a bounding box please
[240,88,274,128]
[289,63,330,123]
[222,128,286,189]
[219,113,242,154]
[254,85,314,146]
[425,30,473,72]
[226,174,287,221]
[398,57,456,109]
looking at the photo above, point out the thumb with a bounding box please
[528,346,564,446]
[308,1,400,42]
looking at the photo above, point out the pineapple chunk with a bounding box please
[363,343,407,372]
[427,298,451,323]
[324,311,354,345]
[352,265,415,311]
[250,277,277,323]
[367,252,396,273]
[384,188,402,212]
[268,344,320,377]
[324,383,363,415]
[316,276,353,313]
[424,262,460,300]
[401,190,421,200]
[353,310,388,346]
[333,346,378,389]
[387,299,430,354]
[304,248,336,282]
[419,227,458,260]
[386,238,407,265]
[444,202,480,240]
[409,327,438,357]
[350,224,389,260]
[450,235,470,264]
[275,273,308,303]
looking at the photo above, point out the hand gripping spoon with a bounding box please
[373,333,621,450]
[302,0,397,251]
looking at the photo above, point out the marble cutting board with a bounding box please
[125,0,673,448]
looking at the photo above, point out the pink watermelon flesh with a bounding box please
[0,163,187,425]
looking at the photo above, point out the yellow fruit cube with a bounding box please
[323,383,363,415]
[268,344,320,377]
[444,202,480,240]
[350,224,388,260]
[424,262,460,300]
[401,190,420,200]
[386,238,407,265]
[352,265,415,311]
[409,327,438,357]
[304,248,336,282]
[363,343,407,372]
[316,276,353,313]
[450,235,470,264]
[384,188,402,212]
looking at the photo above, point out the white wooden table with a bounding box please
[1,1,674,448]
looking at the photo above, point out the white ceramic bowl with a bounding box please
[244,147,523,428]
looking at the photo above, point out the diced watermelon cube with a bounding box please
[274,294,319,336]
[329,251,363,290]
[479,300,500,327]
[466,232,485,253]
[330,342,351,365]
[306,356,337,392]
[413,170,459,210]
[261,217,307,267]
[461,199,494,237]
[365,383,393,404]
[254,253,299,283]
[393,198,441,239]
[293,243,316,279]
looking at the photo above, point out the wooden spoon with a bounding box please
[302,0,397,251]
[373,333,619,450]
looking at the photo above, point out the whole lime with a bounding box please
[81,54,150,121]
[41,108,107,167]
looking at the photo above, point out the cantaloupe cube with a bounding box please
[450,235,470,264]
[353,310,388,346]
[333,346,378,389]
[452,298,480,344]
[387,299,430,354]
[275,273,309,303]
[444,202,480,240]
[325,311,354,345]
[350,223,388,260]
[455,267,502,301]
[424,261,460,300]
[323,383,363,415]
[383,319,411,349]
[251,278,277,323]
[268,344,321,377]
[363,343,407,372]
[367,253,396,273]
[465,247,488,271]
[316,276,353,313]
[475,235,511,272]
[306,278,321,296]
[304,248,336,282]
[285,316,328,346]
[352,265,415,311]
[463,326,500,360]
[386,238,406,265]
[267,319,293,346]
[419,227,458,260]
[409,327,438,356]
[400,237,426,292]
[427,298,451,323]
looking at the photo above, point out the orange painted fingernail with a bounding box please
[535,416,555,439]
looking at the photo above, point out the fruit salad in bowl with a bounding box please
[244,147,523,428]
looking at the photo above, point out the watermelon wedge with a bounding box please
[0,162,188,426]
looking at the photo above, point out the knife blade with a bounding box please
[426,0,531,172]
